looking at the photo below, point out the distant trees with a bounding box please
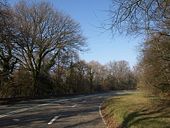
[52,59,137,95]
[105,61,136,90]
[88,61,106,91]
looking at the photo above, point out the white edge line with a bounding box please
[64,104,77,108]
[48,115,60,125]
[99,102,108,128]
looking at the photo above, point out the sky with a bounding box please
[8,0,143,67]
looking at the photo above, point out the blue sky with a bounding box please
[8,0,143,67]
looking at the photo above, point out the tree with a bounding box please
[0,1,18,84]
[139,33,170,96]
[13,1,86,96]
[71,60,89,93]
[109,0,170,99]
[109,0,170,34]
[106,61,136,89]
[51,51,79,95]
[88,61,106,91]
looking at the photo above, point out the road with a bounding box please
[0,91,132,128]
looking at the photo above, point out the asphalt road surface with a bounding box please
[0,91,133,128]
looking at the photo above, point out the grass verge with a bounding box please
[101,92,170,128]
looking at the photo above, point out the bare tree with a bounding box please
[109,0,170,98]
[139,33,170,96]
[13,1,86,95]
[109,0,170,34]
[88,61,106,91]
[106,61,136,89]
[0,1,18,82]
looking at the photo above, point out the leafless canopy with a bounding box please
[7,1,86,95]
[13,1,86,74]
[109,0,170,34]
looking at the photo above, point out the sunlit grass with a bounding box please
[102,92,170,128]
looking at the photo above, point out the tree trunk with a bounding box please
[32,71,39,97]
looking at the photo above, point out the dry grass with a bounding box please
[102,92,170,128]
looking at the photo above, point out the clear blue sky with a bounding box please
[8,0,143,67]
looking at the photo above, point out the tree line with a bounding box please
[109,0,170,99]
[0,0,136,98]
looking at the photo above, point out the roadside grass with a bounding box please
[101,92,170,128]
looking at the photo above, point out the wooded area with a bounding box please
[109,0,170,99]
[0,1,136,98]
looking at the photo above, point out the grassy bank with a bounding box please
[101,92,170,128]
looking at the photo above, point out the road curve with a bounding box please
[0,91,132,128]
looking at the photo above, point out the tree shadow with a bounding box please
[120,104,170,128]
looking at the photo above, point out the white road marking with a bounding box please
[48,115,60,125]
[13,119,20,122]
[0,114,8,118]
[37,103,53,107]
[0,108,30,119]
[71,104,77,108]
[99,103,108,128]
[64,104,77,108]
[8,108,29,114]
